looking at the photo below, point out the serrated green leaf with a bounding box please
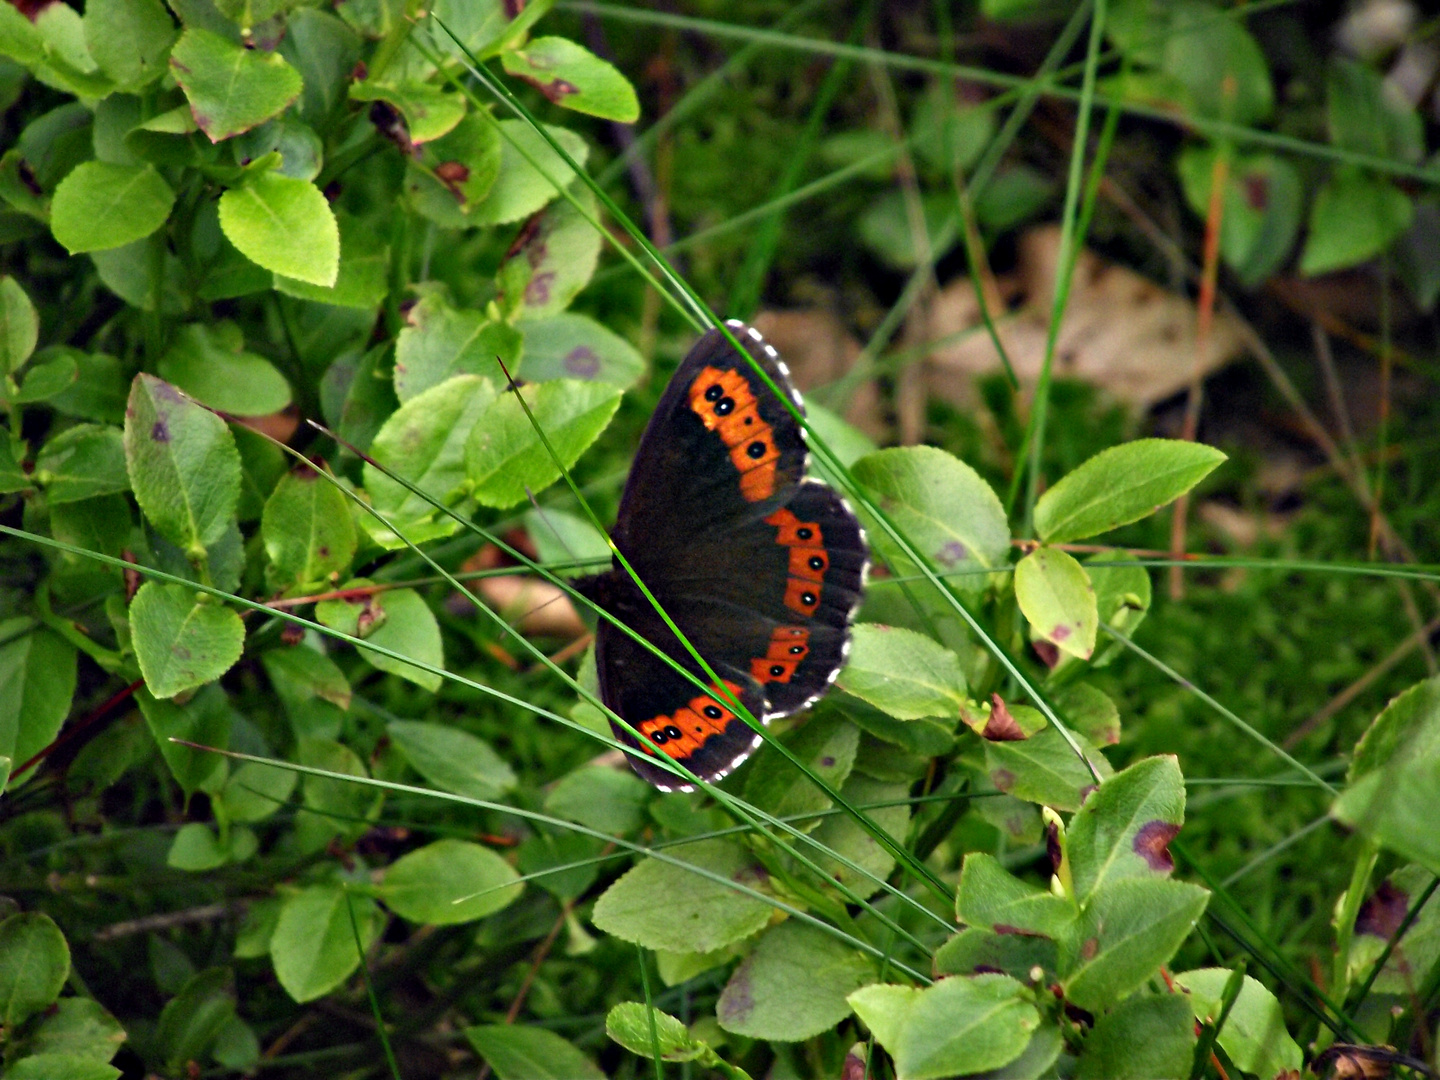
[1075,993,1195,1080]
[501,36,639,122]
[465,378,621,509]
[0,274,37,372]
[218,171,337,286]
[1015,547,1097,659]
[387,719,516,801]
[464,1026,604,1080]
[317,586,443,691]
[124,374,241,555]
[592,839,772,953]
[273,209,389,308]
[35,424,129,504]
[716,921,872,1041]
[956,853,1075,936]
[1060,877,1209,1012]
[84,0,176,89]
[804,774,910,890]
[850,446,1009,594]
[543,765,647,835]
[49,161,173,254]
[406,111,503,226]
[157,322,291,416]
[517,313,644,389]
[1068,756,1185,903]
[381,838,523,924]
[1034,439,1226,543]
[837,624,967,719]
[137,683,233,795]
[27,996,126,1062]
[261,463,357,591]
[363,373,496,548]
[467,119,589,227]
[130,582,244,699]
[850,974,1040,1080]
[497,183,599,320]
[605,1003,708,1062]
[985,725,1111,813]
[1174,968,1302,1079]
[270,885,383,1003]
[393,292,519,403]
[169,27,301,141]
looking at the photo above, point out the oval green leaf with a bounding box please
[387,719,516,801]
[1033,438,1226,544]
[169,27,302,141]
[1014,547,1097,660]
[836,623,967,720]
[517,313,644,389]
[218,171,338,286]
[381,838,523,924]
[716,922,873,1041]
[131,582,244,699]
[269,885,383,1003]
[50,161,174,254]
[157,322,292,416]
[0,913,70,1026]
[464,1026,604,1080]
[501,36,639,122]
[261,463,357,592]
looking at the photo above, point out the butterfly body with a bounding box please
[579,321,867,790]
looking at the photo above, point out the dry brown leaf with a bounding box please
[924,225,1249,409]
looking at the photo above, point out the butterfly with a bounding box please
[576,320,868,790]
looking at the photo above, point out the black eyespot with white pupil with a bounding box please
[703,704,723,719]
[769,664,785,676]
[714,397,735,416]
[808,555,825,570]
[797,527,814,540]
[664,725,683,740]
[789,645,804,655]
[802,591,817,605]
[704,384,723,401]
[747,440,767,459]
[651,730,668,744]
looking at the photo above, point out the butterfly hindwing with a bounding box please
[585,321,867,788]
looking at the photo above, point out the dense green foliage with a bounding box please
[1,0,1439,1078]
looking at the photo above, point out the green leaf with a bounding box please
[35,424,128,504]
[1333,674,1440,872]
[1015,547,1097,660]
[157,322,292,416]
[517,312,644,388]
[468,119,589,227]
[497,183,600,320]
[0,913,70,1026]
[270,885,383,1003]
[130,582,244,699]
[6,1055,120,1080]
[464,1025,604,1080]
[465,378,621,509]
[985,726,1111,812]
[1067,755,1185,904]
[49,161,174,254]
[381,838,523,924]
[169,27,302,141]
[933,926,1059,983]
[850,446,1010,593]
[0,274,37,372]
[1174,968,1302,1079]
[260,644,350,739]
[234,898,280,959]
[543,765,648,835]
[218,171,338,286]
[805,774,911,889]
[522,506,610,576]
[392,292,520,403]
[0,437,27,494]
[165,822,229,870]
[592,839,773,953]
[84,0,177,89]
[153,968,234,1075]
[605,1003,708,1062]
[349,80,465,143]
[741,713,859,829]
[836,624,967,719]
[1300,169,1414,277]
[849,974,1040,1080]
[1054,682,1121,746]
[0,621,77,768]
[1328,58,1423,165]
[716,921,872,1041]
[137,684,233,795]
[501,36,639,122]
[28,996,127,1062]
[124,374,241,555]
[1160,3,1272,125]
[363,374,496,548]
[293,738,381,849]
[1034,439,1227,543]
[956,853,1075,937]
[261,462,357,592]
[8,350,78,404]
[0,2,43,66]
[32,4,114,100]
[352,587,443,691]
[1177,147,1302,287]
[1075,993,1196,1080]
[1060,877,1209,1012]
[273,209,389,309]
[406,111,503,226]
[280,9,361,128]
[1086,554,1153,667]
[1348,865,1440,995]
[387,719,516,801]
[46,349,128,422]
[219,760,297,822]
